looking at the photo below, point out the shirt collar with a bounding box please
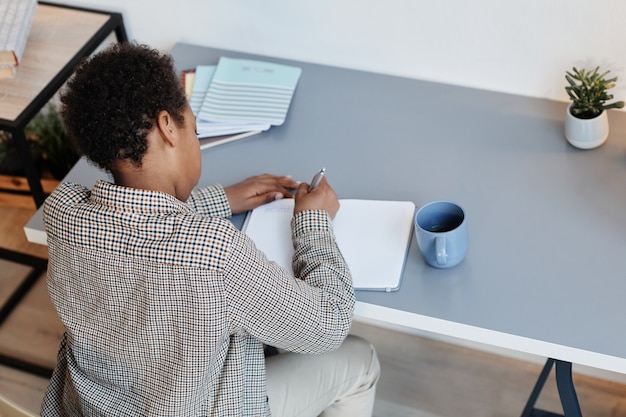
[90,180,193,214]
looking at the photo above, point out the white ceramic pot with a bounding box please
[564,104,609,149]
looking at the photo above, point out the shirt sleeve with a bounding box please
[222,210,355,354]
[186,185,232,218]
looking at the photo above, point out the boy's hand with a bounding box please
[294,177,340,219]
[224,174,299,214]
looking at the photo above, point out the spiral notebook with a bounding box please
[242,198,415,291]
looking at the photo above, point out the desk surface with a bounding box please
[0,4,110,124]
[27,42,626,374]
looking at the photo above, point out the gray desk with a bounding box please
[26,43,626,416]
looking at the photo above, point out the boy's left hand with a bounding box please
[224,174,299,214]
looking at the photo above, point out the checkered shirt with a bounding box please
[40,180,354,416]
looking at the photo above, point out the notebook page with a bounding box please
[333,199,415,290]
[242,198,415,291]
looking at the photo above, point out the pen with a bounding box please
[308,167,326,192]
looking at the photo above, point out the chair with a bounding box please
[0,394,38,417]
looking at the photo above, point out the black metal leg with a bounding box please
[0,248,53,377]
[521,358,556,417]
[0,247,48,326]
[11,129,46,208]
[555,360,583,417]
[113,15,128,42]
[0,353,53,378]
[520,358,584,417]
[0,266,43,326]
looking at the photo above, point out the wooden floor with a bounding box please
[1,201,626,416]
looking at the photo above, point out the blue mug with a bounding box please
[415,201,468,268]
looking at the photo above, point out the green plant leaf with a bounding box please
[564,66,623,118]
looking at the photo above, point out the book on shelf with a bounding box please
[242,198,416,291]
[184,56,301,149]
[181,68,196,100]
[0,0,37,78]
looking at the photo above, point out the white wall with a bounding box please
[55,0,626,105]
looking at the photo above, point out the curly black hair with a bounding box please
[60,42,188,171]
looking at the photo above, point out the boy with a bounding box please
[41,42,379,416]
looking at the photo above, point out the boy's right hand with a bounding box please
[294,177,340,219]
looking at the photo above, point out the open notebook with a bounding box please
[242,198,415,291]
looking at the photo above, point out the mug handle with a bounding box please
[436,236,447,266]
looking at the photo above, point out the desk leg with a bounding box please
[12,129,46,208]
[0,248,53,378]
[520,358,583,417]
[521,358,555,417]
[555,360,583,417]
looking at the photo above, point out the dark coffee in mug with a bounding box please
[424,214,464,233]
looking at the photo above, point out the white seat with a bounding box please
[0,395,38,417]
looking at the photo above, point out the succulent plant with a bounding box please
[565,66,624,119]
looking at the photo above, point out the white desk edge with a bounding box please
[25,218,626,379]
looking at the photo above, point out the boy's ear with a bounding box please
[156,110,177,147]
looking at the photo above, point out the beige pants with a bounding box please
[265,335,380,417]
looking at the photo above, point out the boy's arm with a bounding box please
[186,185,232,218]
[223,209,354,354]
[187,174,297,218]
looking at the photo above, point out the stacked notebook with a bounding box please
[185,56,302,149]
[0,0,37,79]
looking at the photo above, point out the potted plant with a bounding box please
[27,103,81,179]
[564,66,624,149]
[0,103,80,181]
[0,129,41,176]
